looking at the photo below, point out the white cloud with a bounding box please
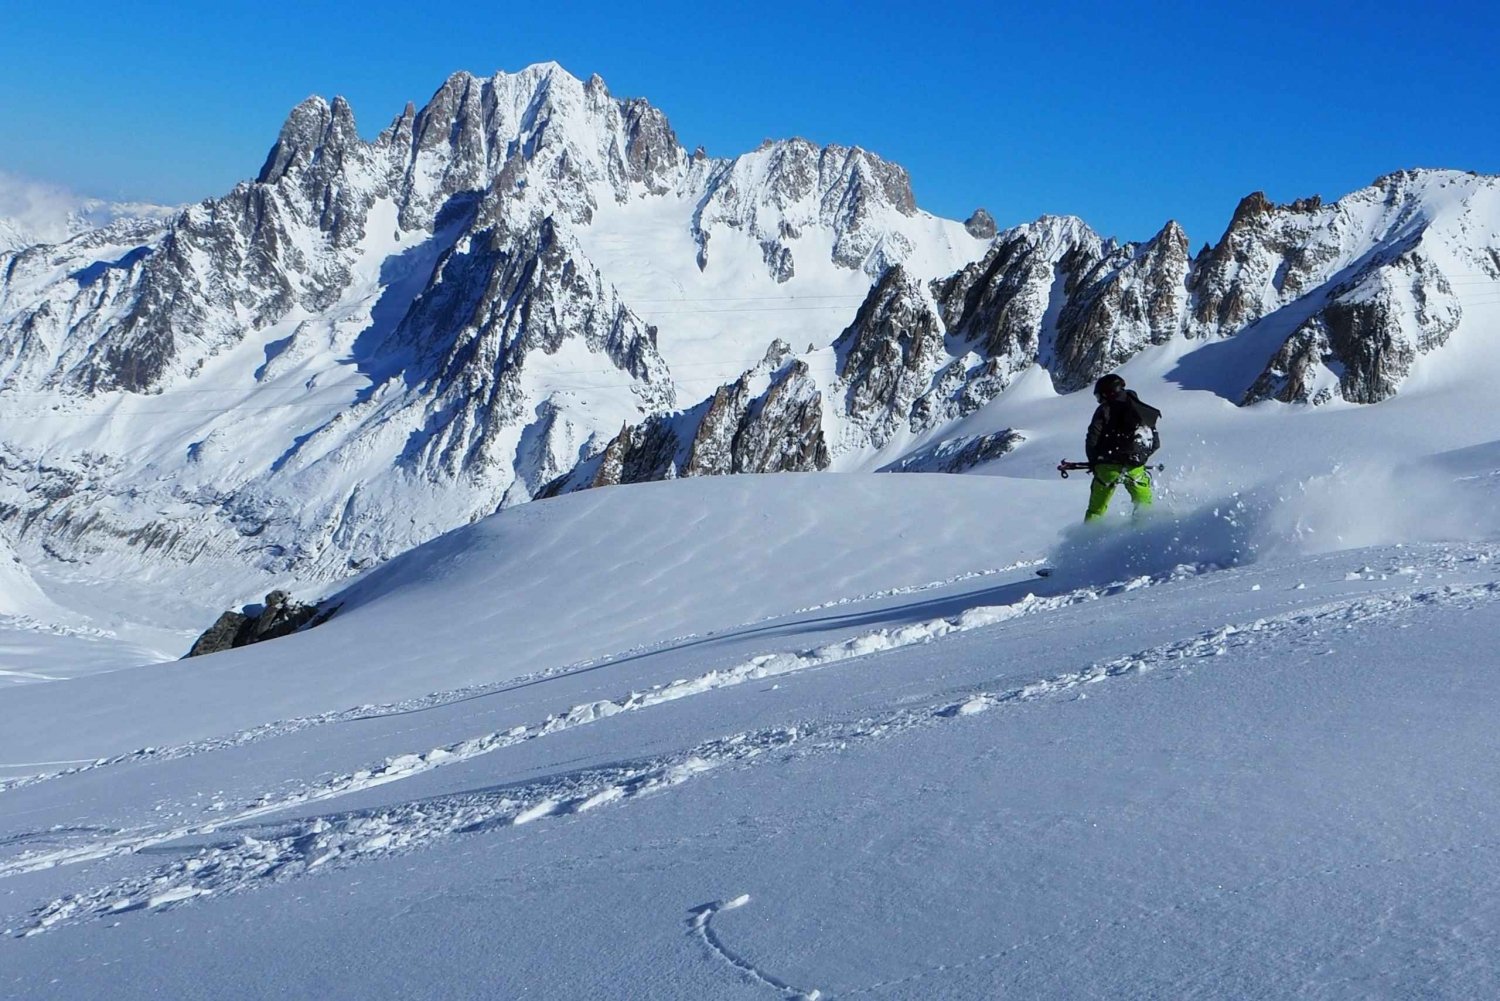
[0,172,179,250]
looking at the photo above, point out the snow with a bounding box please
[578,179,984,398]
[4,71,1500,995]
[4,364,1500,996]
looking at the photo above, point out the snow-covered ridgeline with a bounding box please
[547,170,1500,495]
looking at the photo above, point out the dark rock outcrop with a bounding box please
[539,344,830,497]
[836,266,947,443]
[185,589,329,657]
[1051,221,1190,391]
[964,209,997,239]
[1244,249,1461,405]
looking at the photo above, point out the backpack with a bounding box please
[1129,397,1161,466]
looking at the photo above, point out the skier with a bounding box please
[1083,374,1160,522]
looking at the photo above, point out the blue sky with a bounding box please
[1,0,1494,245]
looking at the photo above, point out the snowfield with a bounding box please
[4,366,1500,996]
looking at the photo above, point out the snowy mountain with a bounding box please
[0,64,986,590]
[546,171,1500,495]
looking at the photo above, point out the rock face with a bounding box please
[836,265,948,447]
[185,590,326,657]
[1202,174,1470,406]
[1244,246,1461,404]
[964,209,997,240]
[1051,221,1191,391]
[879,430,1025,473]
[540,342,831,496]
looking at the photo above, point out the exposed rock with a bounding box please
[185,589,329,657]
[683,376,755,477]
[835,266,946,445]
[1052,220,1190,391]
[931,216,1106,396]
[185,610,252,658]
[589,417,682,488]
[1245,250,1460,404]
[1189,190,1340,338]
[541,346,829,497]
[730,362,830,473]
[760,240,796,283]
[619,98,683,194]
[964,209,997,239]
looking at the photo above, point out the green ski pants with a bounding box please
[1085,463,1153,521]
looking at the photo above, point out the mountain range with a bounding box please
[1,61,1497,607]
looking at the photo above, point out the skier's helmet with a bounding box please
[1094,374,1126,403]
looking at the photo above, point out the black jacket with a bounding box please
[1086,390,1161,466]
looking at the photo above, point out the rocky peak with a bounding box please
[1051,220,1191,390]
[692,138,922,279]
[1226,190,1274,230]
[934,217,1102,365]
[257,95,359,185]
[619,97,683,194]
[834,265,946,445]
[409,71,485,156]
[964,209,997,239]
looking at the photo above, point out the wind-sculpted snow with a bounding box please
[2,569,1134,925]
[0,558,1042,796]
[5,426,1500,995]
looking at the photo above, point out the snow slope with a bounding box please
[4,375,1500,995]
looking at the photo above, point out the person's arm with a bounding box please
[1085,405,1106,464]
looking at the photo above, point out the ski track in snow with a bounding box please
[689,894,824,1000]
[8,572,1500,938]
[1,576,1113,888]
[0,562,1039,793]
